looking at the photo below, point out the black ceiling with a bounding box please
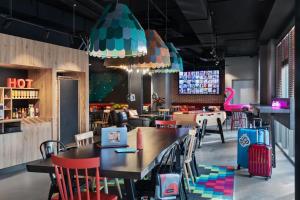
[0,0,294,68]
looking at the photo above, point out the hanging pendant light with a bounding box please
[104,29,170,69]
[153,42,183,73]
[152,0,183,73]
[89,3,147,59]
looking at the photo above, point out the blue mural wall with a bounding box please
[89,70,128,103]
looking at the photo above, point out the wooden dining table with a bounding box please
[26,127,189,200]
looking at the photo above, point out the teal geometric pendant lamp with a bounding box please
[89,3,147,59]
[104,29,170,69]
[153,42,183,73]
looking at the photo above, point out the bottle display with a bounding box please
[12,89,39,99]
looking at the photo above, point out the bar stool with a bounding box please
[231,111,247,130]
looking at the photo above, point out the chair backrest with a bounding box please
[51,155,101,200]
[158,109,170,116]
[157,141,181,173]
[155,120,177,128]
[102,110,110,123]
[185,129,197,162]
[40,140,66,160]
[75,131,94,147]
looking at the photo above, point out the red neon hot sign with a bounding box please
[7,78,33,88]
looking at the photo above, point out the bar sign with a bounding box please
[7,78,33,88]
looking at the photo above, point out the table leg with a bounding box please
[270,114,276,168]
[217,118,225,143]
[124,179,136,200]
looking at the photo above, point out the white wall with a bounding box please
[225,56,259,103]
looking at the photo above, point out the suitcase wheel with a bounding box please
[249,174,252,178]
[265,177,271,181]
[237,165,241,170]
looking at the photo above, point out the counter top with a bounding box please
[252,105,290,114]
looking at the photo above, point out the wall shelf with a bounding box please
[0,87,39,134]
[12,98,39,100]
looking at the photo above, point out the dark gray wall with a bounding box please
[259,40,276,105]
[128,72,143,114]
[143,75,151,104]
[151,73,171,109]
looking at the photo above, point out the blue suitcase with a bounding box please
[237,128,270,169]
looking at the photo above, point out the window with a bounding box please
[281,64,289,98]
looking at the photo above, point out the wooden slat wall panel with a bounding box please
[0,121,51,169]
[0,33,89,168]
[22,122,52,163]
[0,33,88,71]
[28,69,53,119]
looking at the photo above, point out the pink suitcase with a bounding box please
[248,130,272,180]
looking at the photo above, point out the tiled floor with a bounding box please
[0,129,295,200]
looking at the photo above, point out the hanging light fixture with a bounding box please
[104,0,170,70]
[104,30,170,69]
[89,3,147,59]
[153,42,183,73]
[152,0,183,73]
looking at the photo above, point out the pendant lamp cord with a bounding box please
[9,0,12,17]
[165,0,168,42]
[128,65,131,95]
[147,0,150,30]
[73,4,76,36]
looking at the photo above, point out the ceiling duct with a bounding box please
[175,0,214,46]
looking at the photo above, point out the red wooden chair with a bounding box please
[51,155,118,200]
[155,120,177,128]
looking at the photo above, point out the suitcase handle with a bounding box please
[256,129,268,145]
[253,118,262,128]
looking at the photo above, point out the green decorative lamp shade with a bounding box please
[104,29,170,69]
[153,42,183,73]
[89,3,147,58]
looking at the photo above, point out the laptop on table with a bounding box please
[99,127,129,148]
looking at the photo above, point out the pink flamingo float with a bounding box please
[224,87,251,112]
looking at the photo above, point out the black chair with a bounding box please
[136,141,188,199]
[40,140,66,200]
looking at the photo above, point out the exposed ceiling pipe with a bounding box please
[149,0,169,22]
[58,0,100,19]
[0,14,82,39]
[77,0,104,12]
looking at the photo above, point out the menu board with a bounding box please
[179,70,220,95]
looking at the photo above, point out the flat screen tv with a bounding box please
[179,70,220,95]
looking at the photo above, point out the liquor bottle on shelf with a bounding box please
[29,104,35,118]
[12,109,16,119]
[14,108,18,119]
[18,109,22,119]
[35,107,39,117]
